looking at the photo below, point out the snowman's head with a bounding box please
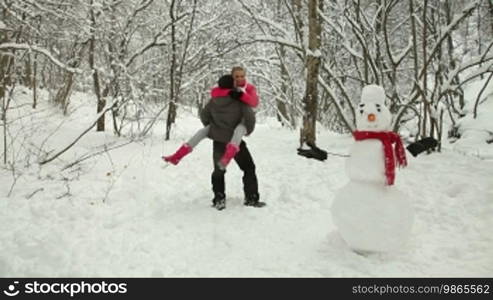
[356,85,392,131]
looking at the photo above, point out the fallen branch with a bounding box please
[61,139,136,171]
[39,99,123,165]
[25,187,44,199]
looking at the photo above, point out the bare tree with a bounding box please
[300,0,323,146]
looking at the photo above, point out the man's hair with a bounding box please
[218,74,234,89]
[231,66,246,75]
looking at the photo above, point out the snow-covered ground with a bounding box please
[0,86,492,277]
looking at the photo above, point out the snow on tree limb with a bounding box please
[392,54,493,131]
[0,43,83,74]
[125,12,188,67]
[440,56,493,96]
[343,12,379,81]
[318,8,364,60]
[251,15,291,38]
[393,39,413,66]
[418,1,479,80]
[251,36,303,52]
[317,75,355,132]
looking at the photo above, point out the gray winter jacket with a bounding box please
[200,95,256,143]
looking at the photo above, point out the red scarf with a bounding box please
[352,131,407,185]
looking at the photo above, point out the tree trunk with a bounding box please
[24,53,32,88]
[438,108,443,152]
[409,0,421,139]
[277,44,292,127]
[445,0,464,109]
[489,0,493,35]
[89,0,105,132]
[2,102,7,165]
[1,57,14,165]
[421,0,429,139]
[107,0,126,137]
[477,0,482,65]
[275,0,290,127]
[300,0,323,146]
[0,33,13,100]
[1,29,14,165]
[293,0,304,46]
[165,0,177,141]
[32,53,38,109]
[2,92,7,165]
[374,0,384,85]
[54,71,75,115]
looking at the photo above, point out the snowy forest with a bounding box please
[0,0,492,277]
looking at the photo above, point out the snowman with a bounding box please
[331,85,414,253]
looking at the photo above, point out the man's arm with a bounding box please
[200,102,212,126]
[242,105,256,135]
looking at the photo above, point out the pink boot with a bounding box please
[219,143,240,169]
[162,144,192,165]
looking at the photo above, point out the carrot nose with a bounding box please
[367,113,376,122]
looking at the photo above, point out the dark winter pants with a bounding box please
[211,140,259,197]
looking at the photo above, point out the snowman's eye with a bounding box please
[359,103,365,107]
[359,110,364,114]
[376,104,381,108]
[377,108,381,112]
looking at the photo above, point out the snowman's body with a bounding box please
[331,85,414,253]
[346,140,386,185]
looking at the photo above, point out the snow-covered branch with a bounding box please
[125,12,188,67]
[250,36,303,53]
[440,55,493,97]
[317,74,355,132]
[0,43,83,74]
[343,11,379,80]
[418,1,479,79]
[318,8,364,60]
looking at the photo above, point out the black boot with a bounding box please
[212,192,226,210]
[244,193,266,208]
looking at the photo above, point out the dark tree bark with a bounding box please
[300,0,323,146]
